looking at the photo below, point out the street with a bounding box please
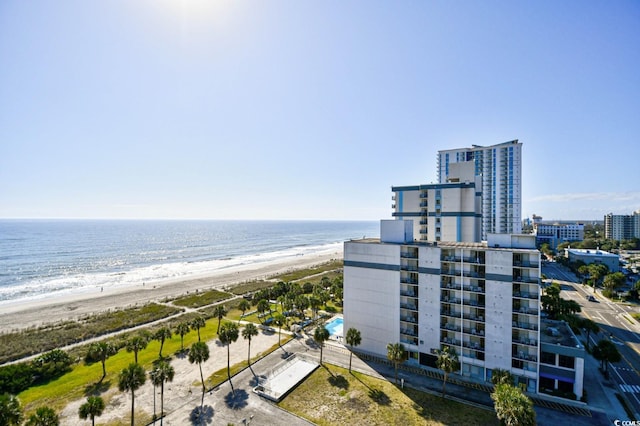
[543,262,640,418]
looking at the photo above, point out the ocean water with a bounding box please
[0,219,378,305]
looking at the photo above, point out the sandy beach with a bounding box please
[0,245,343,332]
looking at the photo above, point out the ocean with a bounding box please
[0,219,379,305]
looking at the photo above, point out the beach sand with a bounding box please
[0,246,343,331]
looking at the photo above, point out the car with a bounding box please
[587,295,597,302]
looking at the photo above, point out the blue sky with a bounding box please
[1,1,638,221]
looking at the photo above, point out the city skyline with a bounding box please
[1,1,639,221]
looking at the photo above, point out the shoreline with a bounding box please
[0,245,343,331]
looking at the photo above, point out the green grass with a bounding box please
[279,364,498,426]
[631,313,640,323]
[272,260,342,282]
[171,289,232,308]
[0,303,183,363]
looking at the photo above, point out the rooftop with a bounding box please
[540,319,582,349]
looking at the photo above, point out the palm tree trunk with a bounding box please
[442,374,447,397]
[227,345,234,395]
[160,382,165,426]
[101,360,107,382]
[130,390,135,426]
[199,364,205,406]
[349,351,353,372]
[152,384,156,422]
[247,341,252,367]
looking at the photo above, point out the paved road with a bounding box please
[543,262,640,418]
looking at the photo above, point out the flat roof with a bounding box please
[346,238,537,252]
[566,248,618,258]
[540,319,582,349]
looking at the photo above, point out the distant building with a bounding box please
[437,140,522,239]
[564,248,619,272]
[604,211,640,240]
[539,320,585,399]
[534,223,584,250]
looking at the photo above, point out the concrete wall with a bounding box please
[381,220,413,244]
[344,241,400,356]
[484,250,514,370]
[419,246,442,352]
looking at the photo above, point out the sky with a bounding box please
[1,1,639,221]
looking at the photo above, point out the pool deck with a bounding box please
[253,353,319,402]
[325,315,344,342]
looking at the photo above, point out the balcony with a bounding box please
[441,281,461,290]
[400,277,418,285]
[463,340,485,351]
[512,337,538,347]
[441,296,461,304]
[420,201,429,207]
[513,291,540,300]
[441,268,460,276]
[400,336,418,346]
[463,285,485,293]
[400,302,418,311]
[463,327,485,336]
[401,327,418,337]
[401,315,418,324]
[463,312,485,322]
[467,270,485,279]
[512,350,537,363]
[513,275,539,284]
[463,298,485,307]
[441,310,462,319]
[462,348,485,360]
[513,321,538,331]
[513,260,539,269]
[512,306,538,316]
[441,322,461,332]
[400,251,418,259]
[400,289,418,298]
[464,256,486,265]
[441,336,460,346]
[400,263,418,272]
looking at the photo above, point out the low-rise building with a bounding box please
[534,223,584,250]
[565,248,620,272]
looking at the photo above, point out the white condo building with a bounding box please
[344,220,584,398]
[437,140,522,239]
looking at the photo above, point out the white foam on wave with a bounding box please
[0,241,343,306]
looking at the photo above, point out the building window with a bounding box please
[558,355,575,369]
[540,351,555,365]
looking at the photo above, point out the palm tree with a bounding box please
[125,335,148,364]
[78,396,105,426]
[580,317,600,351]
[150,359,174,426]
[345,327,361,372]
[436,346,460,397]
[219,322,240,394]
[175,321,191,352]
[491,383,536,426]
[154,327,172,358]
[0,393,23,426]
[313,326,330,365]
[273,313,287,347]
[490,368,514,386]
[25,406,59,426]
[118,363,146,426]
[242,323,259,368]
[309,296,322,320]
[593,339,621,373]
[295,295,309,318]
[386,342,407,385]
[256,299,270,323]
[88,341,116,382]
[213,305,227,333]
[188,341,210,404]
[191,316,206,342]
[237,299,251,321]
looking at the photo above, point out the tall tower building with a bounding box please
[437,140,522,240]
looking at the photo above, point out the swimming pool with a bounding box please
[325,317,343,337]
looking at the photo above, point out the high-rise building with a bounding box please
[604,211,640,240]
[437,140,522,239]
[344,220,585,399]
[391,176,482,243]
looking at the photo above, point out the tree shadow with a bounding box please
[280,350,291,359]
[224,389,249,409]
[84,380,111,396]
[249,374,266,387]
[175,350,188,359]
[349,371,372,391]
[189,404,214,425]
[328,374,349,390]
[368,388,391,405]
